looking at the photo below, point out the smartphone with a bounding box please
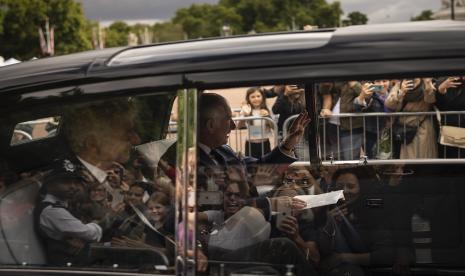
[198,191,222,205]
[276,199,291,228]
[370,84,384,93]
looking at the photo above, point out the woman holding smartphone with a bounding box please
[353,80,391,159]
[385,78,437,159]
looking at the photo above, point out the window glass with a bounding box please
[0,93,176,273]
[191,80,465,276]
[10,117,60,145]
[204,85,307,161]
[316,76,465,161]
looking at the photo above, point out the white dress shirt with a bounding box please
[77,156,125,208]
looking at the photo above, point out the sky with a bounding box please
[79,0,443,24]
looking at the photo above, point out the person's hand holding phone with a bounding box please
[399,79,415,96]
[284,85,304,97]
[328,201,348,222]
[438,76,463,94]
[277,215,299,240]
[358,83,374,103]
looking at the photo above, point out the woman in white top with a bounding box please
[238,87,273,158]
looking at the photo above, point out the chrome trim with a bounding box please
[0,268,172,276]
[175,88,197,275]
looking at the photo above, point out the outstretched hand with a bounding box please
[282,112,311,151]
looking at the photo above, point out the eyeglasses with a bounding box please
[224,192,241,198]
[126,192,144,197]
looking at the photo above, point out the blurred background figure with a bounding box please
[435,76,465,158]
[353,80,391,159]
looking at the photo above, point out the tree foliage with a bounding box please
[342,11,368,26]
[174,0,343,39]
[152,22,185,43]
[411,10,434,21]
[104,21,130,47]
[0,0,91,60]
[173,4,241,38]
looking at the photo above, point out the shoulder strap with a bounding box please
[399,100,409,112]
[434,106,442,127]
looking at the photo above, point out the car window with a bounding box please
[10,117,60,146]
[315,76,465,162]
[0,93,177,273]
[191,86,315,275]
[189,77,465,276]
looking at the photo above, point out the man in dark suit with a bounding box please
[197,93,310,196]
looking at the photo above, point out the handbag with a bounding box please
[435,106,465,149]
[393,123,418,145]
[393,100,426,145]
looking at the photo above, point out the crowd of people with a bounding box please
[234,76,465,161]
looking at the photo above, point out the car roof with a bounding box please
[0,20,464,92]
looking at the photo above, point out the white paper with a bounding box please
[294,190,345,209]
[135,138,176,168]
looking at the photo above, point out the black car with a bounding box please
[1,20,465,276]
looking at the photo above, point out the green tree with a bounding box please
[152,22,184,43]
[221,0,342,30]
[342,11,368,26]
[0,0,91,60]
[173,4,241,39]
[411,10,434,21]
[0,0,6,36]
[105,21,130,47]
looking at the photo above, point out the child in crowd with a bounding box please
[238,87,273,158]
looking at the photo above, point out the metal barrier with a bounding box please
[283,110,465,163]
[166,116,279,158]
[169,110,465,163]
[231,116,279,158]
[319,110,465,162]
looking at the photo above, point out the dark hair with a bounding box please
[245,87,269,114]
[331,167,375,195]
[131,181,149,192]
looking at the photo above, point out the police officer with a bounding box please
[34,159,103,266]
